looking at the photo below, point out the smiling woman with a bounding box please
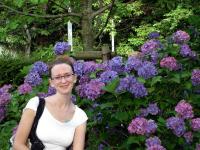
[13,56,88,150]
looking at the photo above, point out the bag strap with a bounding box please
[29,98,45,143]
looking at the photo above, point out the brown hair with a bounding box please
[49,56,75,78]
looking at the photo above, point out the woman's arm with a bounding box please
[13,109,35,150]
[72,122,87,150]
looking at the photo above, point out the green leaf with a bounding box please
[151,76,162,86]
[170,73,180,83]
[100,102,114,109]
[137,77,146,83]
[126,136,145,145]
[30,0,39,4]
[113,111,129,121]
[102,77,120,93]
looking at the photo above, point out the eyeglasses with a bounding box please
[51,73,74,82]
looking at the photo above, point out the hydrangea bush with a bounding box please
[0,31,200,149]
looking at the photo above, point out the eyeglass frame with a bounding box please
[51,73,75,82]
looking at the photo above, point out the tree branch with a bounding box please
[0,2,82,18]
[91,2,113,18]
[95,0,115,39]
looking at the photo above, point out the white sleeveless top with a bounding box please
[25,96,88,150]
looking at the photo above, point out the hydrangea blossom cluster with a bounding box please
[99,70,118,83]
[191,69,200,86]
[183,131,193,143]
[30,61,48,76]
[24,72,42,87]
[54,42,70,55]
[18,83,32,95]
[140,39,161,55]
[0,84,12,122]
[137,61,158,79]
[160,56,180,71]
[180,44,192,57]
[139,103,160,117]
[145,136,166,150]
[128,82,148,98]
[125,56,143,72]
[73,60,84,76]
[128,117,157,135]
[196,144,200,150]
[76,80,105,100]
[191,118,200,131]
[82,61,97,75]
[38,86,56,98]
[108,56,124,73]
[166,117,185,137]
[148,32,160,39]
[172,30,190,44]
[175,100,194,119]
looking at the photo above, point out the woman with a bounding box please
[13,56,88,150]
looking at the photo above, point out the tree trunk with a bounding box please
[81,0,95,51]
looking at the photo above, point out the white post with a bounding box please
[111,19,115,52]
[68,7,73,51]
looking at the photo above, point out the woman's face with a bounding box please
[50,63,76,95]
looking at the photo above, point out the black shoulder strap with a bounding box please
[29,98,45,143]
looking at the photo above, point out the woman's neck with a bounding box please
[51,93,72,108]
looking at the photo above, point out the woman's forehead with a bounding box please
[51,64,73,74]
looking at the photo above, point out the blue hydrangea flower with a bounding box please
[180,44,192,57]
[100,70,118,83]
[108,56,124,73]
[115,76,137,93]
[191,69,200,86]
[125,56,143,72]
[172,30,190,44]
[24,72,42,87]
[145,136,161,148]
[73,60,84,76]
[166,117,185,137]
[146,119,157,134]
[147,103,160,115]
[148,31,160,39]
[83,61,97,75]
[30,61,49,76]
[129,82,148,98]
[137,61,158,79]
[54,42,70,55]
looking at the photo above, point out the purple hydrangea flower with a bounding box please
[83,61,97,75]
[196,144,200,150]
[191,118,200,131]
[175,100,194,119]
[166,117,185,137]
[183,131,193,143]
[139,108,149,117]
[100,70,118,83]
[191,69,200,86]
[71,94,76,103]
[180,44,192,57]
[146,119,157,134]
[30,61,48,76]
[76,80,105,100]
[115,76,137,93]
[160,56,180,71]
[24,72,42,87]
[147,103,160,115]
[125,56,143,72]
[73,60,84,76]
[140,39,161,55]
[128,117,148,135]
[151,50,159,64]
[129,82,148,98]
[54,42,70,55]
[0,106,6,122]
[137,61,158,79]
[79,75,90,85]
[148,32,160,39]
[147,145,166,150]
[18,83,32,95]
[0,91,11,106]
[0,84,12,93]
[172,30,190,44]
[145,136,162,147]
[108,56,124,73]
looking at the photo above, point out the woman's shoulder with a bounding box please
[73,105,88,126]
[24,96,40,112]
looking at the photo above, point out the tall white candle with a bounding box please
[111,19,115,52]
[68,7,73,51]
